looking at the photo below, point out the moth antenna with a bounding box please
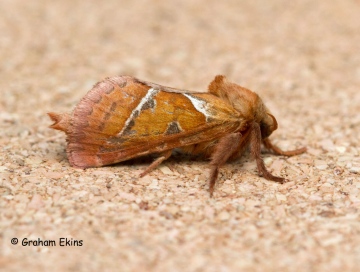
[48,112,71,133]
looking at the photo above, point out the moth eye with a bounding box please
[260,114,278,138]
[268,113,278,131]
[260,122,271,138]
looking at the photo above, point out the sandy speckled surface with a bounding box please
[1,0,360,271]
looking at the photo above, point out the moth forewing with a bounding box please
[49,76,245,168]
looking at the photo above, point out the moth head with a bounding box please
[260,112,278,138]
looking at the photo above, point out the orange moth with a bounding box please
[48,75,306,196]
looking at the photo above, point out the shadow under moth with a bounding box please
[48,75,306,196]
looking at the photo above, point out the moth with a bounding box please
[48,75,306,196]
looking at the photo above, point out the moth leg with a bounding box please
[140,150,173,177]
[263,138,306,156]
[263,138,307,156]
[209,132,243,197]
[228,129,251,161]
[250,122,285,183]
